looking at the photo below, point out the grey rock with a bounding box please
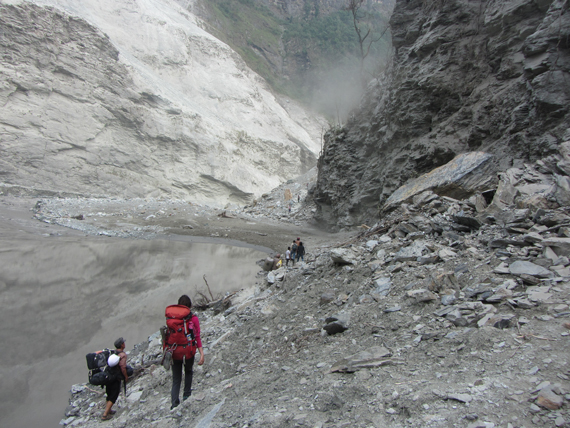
[64,406,80,417]
[434,306,456,317]
[493,262,510,274]
[447,393,472,403]
[70,385,86,394]
[466,423,494,428]
[441,294,456,306]
[413,190,439,207]
[383,152,497,212]
[323,321,348,335]
[554,174,570,206]
[418,255,440,265]
[438,248,458,260]
[489,179,518,210]
[267,272,276,284]
[313,393,343,412]
[477,313,516,329]
[365,240,379,250]
[534,211,570,227]
[330,248,358,265]
[371,277,392,298]
[320,292,335,306]
[59,417,75,426]
[324,313,350,335]
[407,289,438,303]
[484,288,512,303]
[194,398,226,428]
[512,298,535,309]
[523,232,543,244]
[489,238,526,248]
[394,240,428,261]
[453,215,481,230]
[446,309,470,327]
[529,403,541,413]
[509,260,553,278]
[542,238,570,257]
[329,346,393,373]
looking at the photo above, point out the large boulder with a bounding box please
[383,152,497,211]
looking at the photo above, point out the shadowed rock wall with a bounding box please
[314,0,570,229]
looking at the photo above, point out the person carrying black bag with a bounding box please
[101,337,128,421]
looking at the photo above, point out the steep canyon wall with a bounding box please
[314,0,570,229]
[0,0,323,205]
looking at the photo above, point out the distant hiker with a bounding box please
[101,337,128,421]
[296,242,305,262]
[285,247,292,266]
[298,195,300,203]
[272,254,282,270]
[288,202,292,213]
[164,295,204,410]
[291,240,298,262]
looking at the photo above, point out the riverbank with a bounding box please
[0,188,338,428]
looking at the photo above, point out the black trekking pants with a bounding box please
[171,356,195,406]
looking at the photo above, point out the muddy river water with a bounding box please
[0,200,269,428]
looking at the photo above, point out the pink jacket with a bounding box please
[190,314,203,348]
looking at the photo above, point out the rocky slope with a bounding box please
[0,0,324,205]
[61,168,570,428]
[314,0,570,229]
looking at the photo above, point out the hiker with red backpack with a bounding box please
[163,295,204,410]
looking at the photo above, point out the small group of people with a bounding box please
[285,237,305,266]
[101,295,205,421]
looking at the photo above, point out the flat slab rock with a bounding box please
[542,237,570,256]
[509,260,552,278]
[383,152,496,210]
[447,393,473,403]
[329,346,396,373]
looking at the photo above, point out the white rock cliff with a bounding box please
[0,0,324,205]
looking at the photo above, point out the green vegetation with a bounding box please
[198,0,390,110]
[283,11,364,63]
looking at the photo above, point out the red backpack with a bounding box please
[164,305,197,360]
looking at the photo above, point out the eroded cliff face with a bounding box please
[314,0,570,229]
[0,0,323,204]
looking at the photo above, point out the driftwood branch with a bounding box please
[203,274,215,301]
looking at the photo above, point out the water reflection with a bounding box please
[0,235,266,428]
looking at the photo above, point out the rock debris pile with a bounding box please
[63,159,570,428]
[240,167,319,226]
